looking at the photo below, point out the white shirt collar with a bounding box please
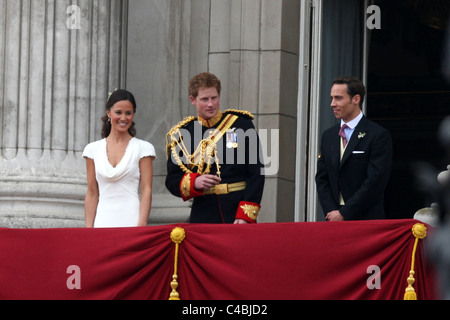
[341,111,363,130]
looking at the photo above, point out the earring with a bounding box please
[108,118,111,122]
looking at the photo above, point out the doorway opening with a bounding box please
[366,0,450,218]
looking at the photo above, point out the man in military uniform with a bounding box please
[165,72,265,224]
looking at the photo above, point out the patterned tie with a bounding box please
[339,124,348,147]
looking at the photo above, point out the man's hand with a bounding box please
[326,210,344,221]
[233,219,249,224]
[194,174,221,190]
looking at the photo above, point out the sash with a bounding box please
[192,113,238,165]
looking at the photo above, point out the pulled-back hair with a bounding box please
[333,76,365,108]
[188,72,222,98]
[101,89,137,138]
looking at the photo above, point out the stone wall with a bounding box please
[0,0,300,227]
[127,0,300,223]
[0,0,127,227]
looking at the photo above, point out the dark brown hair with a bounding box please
[333,76,365,108]
[101,89,137,138]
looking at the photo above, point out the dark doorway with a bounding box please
[367,0,450,219]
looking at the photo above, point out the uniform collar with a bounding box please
[198,110,223,128]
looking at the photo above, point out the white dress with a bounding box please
[82,137,156,228]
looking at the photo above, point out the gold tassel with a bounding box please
[404,223,427,300]
[169,227,186,300]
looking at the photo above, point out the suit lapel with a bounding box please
[330,124,341,170]
[340,116,368,167]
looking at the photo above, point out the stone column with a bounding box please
[208,0,300,222]
[0,0,127,227]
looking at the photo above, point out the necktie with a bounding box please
[339,124,348,147]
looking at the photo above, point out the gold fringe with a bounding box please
[224,108,255,119]
[404,223,427,300]
[169,227,186,300]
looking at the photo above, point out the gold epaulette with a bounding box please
[166,116,196,158]
[224,108,254,120]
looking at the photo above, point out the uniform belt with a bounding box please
[203,181,246,195]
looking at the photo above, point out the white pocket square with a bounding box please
[352,151,365,154]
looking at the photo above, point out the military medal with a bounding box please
[226,132,233,148]
[226,128,238,148]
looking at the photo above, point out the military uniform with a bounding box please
[165,109,265,223]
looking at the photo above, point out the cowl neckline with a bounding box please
[99,137,135,181]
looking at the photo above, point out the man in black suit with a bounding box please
[315,76,392,221]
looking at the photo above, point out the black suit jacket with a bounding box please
[315,116,392,220]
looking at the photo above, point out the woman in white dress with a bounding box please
[83,89,156,228]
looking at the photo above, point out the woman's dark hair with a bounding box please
[101,89,137,138]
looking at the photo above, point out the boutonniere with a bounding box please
[358,132,366,139]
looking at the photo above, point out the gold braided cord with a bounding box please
[404,223,427,300]
[166,116,196,158]
[166,114,238,176]
[169,227,186,300]
[224,108,254,119]
[170,145,191,174]
[214,146,221,177]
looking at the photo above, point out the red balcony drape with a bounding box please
[0,219,436,300]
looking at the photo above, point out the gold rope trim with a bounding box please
[166,114,238,177]
[404,223,427,300]
[169,227,186,300]
[224,108,254,119]
[166,116,196,158]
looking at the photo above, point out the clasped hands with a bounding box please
[194,174,248,224]
[325,210,344,221]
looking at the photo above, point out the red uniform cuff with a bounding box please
[235,201,261,223]
[179,173,203,201]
